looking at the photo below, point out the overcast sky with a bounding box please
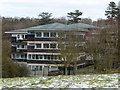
[0,0,119,21]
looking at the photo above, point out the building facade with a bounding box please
[5,23,97,76]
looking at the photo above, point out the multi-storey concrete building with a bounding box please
[5,23,97,76]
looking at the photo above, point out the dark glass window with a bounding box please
[28,65,32,70]
[17,45,20,48]
[38,55,43,59]
[36,55,39,59]
[29,43,34,46]
[32,55,36,59]
[43,32,49,37]
[36,44,41,48]
[22,45,24,48]
[44,55,48,59]
[50,44,56,48]
[38,66,42,71]
[44,66,49,68]
[28,54,31,59]
[22,35,24,38]
[32,66,35,71]
[51,55,53,60]
[50,32,56,37]
[44,55,50,60]
[29,32,34,34]
[17,35,20,38]
[48,55,50,60]
[53,56,57,60]
[36,66,38,71]
[36,32,42,37]
[51,66,57,68]
[43,44,49,48]
[21,54,24,58]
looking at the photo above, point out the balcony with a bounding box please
[27,60,63,64]
[12,59,27,62]
[27,45,59,53]
[11,45,27,53]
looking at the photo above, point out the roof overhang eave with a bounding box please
[5,32,28,34]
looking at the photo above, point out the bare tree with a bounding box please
[58,31,84,75]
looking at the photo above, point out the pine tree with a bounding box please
[38,12,53,25]
[105,2,119,20]
[67,10,82,24]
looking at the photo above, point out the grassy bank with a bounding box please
[1,73,118,88]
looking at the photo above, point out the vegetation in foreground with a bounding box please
[1,73,118,88]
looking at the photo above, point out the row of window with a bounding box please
[35,32,57,38]
[17,34,26,40]
[17,45,27,49]
[12,54,61,61]
[28,65,42,71]
[12,33,85,40]
[28,65,58,71]
[14,43,57,49]
[35,43,57,49]
[28,54,61,61]
[12,54,27,59]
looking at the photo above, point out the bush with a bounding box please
[2,59,31,78]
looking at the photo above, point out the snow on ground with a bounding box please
[1,73,119,88]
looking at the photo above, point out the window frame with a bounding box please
[35,32,42,38]
[43,32,50,37]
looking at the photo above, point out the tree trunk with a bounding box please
[73,62,77,75]
[65,66,68,75]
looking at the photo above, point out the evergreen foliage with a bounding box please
[67,10,82,24]
[38,12,53,25]
[105,1,119,20]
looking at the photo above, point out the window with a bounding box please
[17,34,25,39]
[16,54,20,59]
[50,32,56,37]
[28,54,31,59]
[50,55,58,60]
[22,35,25,38]
[43,44,49,48]
[21,55,24,58]
[38,55,43,59]
[21,45,24,48]
[43,32,49,37]
[52,56,58,60]
[28,65,32,70]
[29,32,34,34]
[51,55,53,60]
[35,32,42,37]
[32,66,36,71]
[78,35,84,38]
[28,43,34,46]
[44,55,50,60]
[36,66,38,71]
[51,66,57,68]
[17,45,26,49]
[32,55,36,59]
[36,44,41,48]
[28,65,42,71]
[44,55,48,60]
[38,66,42,71]
[17,35,20,38]
[17,45,20,48]
[50,44,56,48]
[36,55,39,59]
[44,66,49,69]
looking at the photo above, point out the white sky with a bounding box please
[0,0,119,21]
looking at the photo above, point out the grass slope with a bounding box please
[1,73,119,88]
